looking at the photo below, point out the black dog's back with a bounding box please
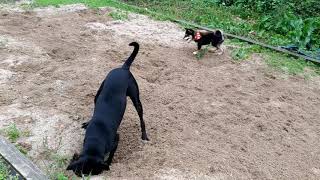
[93,42,140,129]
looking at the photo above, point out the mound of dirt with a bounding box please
[0,4,320,180]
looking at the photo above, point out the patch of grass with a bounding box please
[15,145,28,155]
[225,39,320,75]
[195,46,209,60]
[19,2,37,10]
[109,9,128,20]
[231,48,250,61]
[264,52,320,76]
[0,158,10,180]
[0,0,15,4]
[0,124,31,155]
[39,136,73,180]
[0,157,20,180]
[226,39,262,61]
[5,124,20,143]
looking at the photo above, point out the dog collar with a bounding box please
[194,32,201,40]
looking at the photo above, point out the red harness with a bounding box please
[194,31,201,40]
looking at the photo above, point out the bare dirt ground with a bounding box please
[0,4,320,180]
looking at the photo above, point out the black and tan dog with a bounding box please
[67,42,149,176]
[183,28,224,55]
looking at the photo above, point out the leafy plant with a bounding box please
[15,145,28,155]
[56,173,68,180]
[231,48,249,60]
[109,9,128,20]
[0,157,20,180]
[0,0,16,4]
[195,46,210,60]
[5,124,20,143]
[259,9,318,49]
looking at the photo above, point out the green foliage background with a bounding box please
[124,0,320,51]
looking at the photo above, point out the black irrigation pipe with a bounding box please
[114,1,320,64]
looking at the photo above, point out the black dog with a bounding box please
[183,28,224,55]
[67,42,149,176]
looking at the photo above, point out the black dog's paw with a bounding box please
[81,122,89,129]
[141,133,150,141]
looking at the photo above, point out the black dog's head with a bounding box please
[66,153,109,177]
[183,28,195,40]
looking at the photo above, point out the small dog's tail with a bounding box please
[122,42,139,69]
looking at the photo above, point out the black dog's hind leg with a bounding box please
[105,134,119,166]
[127,76,149,141]
[82,80,105,129]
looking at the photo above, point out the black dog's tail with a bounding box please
[122,42,139,69]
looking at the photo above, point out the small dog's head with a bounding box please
[66,153,109,177]
[212,29,224,47]
[183,28,195,41]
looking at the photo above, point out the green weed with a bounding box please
[264,52,320,76]
[39,136,72,180]
[109,9,128,20]
[0,157,20,180]
[15,145,28,155]
[195,46,210,60]
[0,0,15,4]
[231,48,249,61]
[5,124,20,143]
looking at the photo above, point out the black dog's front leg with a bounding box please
[82,80,106,129]
[105,134,120,166]
[127,76,149,141]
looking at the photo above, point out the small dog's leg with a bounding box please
[127,77,149,141]
[219,45,225,55]
[215,45,224,55]
[105,134,119,166]
[193,43,202,55]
